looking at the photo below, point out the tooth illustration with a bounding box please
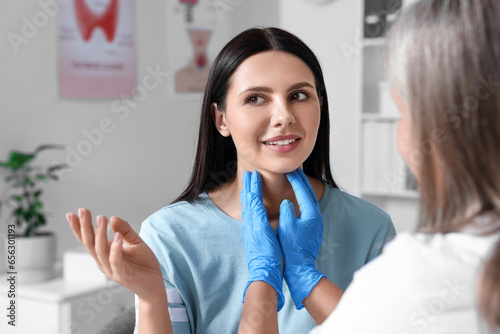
[74,0,119,42]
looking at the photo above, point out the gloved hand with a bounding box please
[240,170,285,311]
[278,167,326,310]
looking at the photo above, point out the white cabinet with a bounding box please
[0,276,134,334]
[359,0,419,232]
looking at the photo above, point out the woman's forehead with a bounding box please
[228,51,317,93]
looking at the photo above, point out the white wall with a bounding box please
[279,0,363,193]
[0,1,230,258]
[230,0,280,32]
[0,0,362,260]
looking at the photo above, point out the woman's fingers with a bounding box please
[109,232,127,280]
[66,209,138,282]
[94,215,112,275]
[109,216,142,245]
[66,212,83,244]
[66,208,109,273]
[78,208,98,258]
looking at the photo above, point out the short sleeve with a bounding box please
[133,279,191,334]
[136,216,192,333]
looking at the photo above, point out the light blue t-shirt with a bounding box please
[139,184,396,333]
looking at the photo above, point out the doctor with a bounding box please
[239,0,500,333]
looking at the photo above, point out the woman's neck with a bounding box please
[208,168,325,229]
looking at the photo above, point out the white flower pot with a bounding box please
[5,233,57,283]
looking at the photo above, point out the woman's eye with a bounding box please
[245,95,265,104]
[290,92,308,101]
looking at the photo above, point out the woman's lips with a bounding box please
[263,137,301,153]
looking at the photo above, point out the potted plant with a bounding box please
[0,145,68,282]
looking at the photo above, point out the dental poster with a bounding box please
[59,0,136,99]
[168,0,230,97]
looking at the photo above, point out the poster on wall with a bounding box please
[167,0,230,98]
[59,0,136,99]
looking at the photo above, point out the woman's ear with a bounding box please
[211,102,231,137]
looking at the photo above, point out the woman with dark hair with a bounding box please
[66,27,395,333]
[240,1,500,333]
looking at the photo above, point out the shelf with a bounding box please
[0,276,115,302]
[362,38,386,47]
[361,189,419,199]
[361,113,400,122]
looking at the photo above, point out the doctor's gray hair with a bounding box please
[386,0,500,331]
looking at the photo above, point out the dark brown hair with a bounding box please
[386,0,500,331]
[173,27,338,204]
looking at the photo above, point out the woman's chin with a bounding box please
[257,164,303,176]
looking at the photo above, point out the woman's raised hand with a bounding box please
[66,208,165,302]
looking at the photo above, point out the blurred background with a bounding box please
[0,0,419,332]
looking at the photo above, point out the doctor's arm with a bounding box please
[239,169,344,333]
[239,281,279,333]
[278,168,343,324]
[238,171,283,333]
[239,277,343,333]
[302,277,343,324]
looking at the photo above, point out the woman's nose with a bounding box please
[270,101,296,127]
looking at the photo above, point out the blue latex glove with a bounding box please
[278,167,326,310]
[240,170,285,311]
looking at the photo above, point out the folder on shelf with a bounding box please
[363,120,411,193]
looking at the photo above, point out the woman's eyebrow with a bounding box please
[238,86,273,96]
[238,82,315,97]
[287,82,315,92]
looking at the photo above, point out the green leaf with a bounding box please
[11,195,22,203]
[24,211,33,223]
[23,177,35,187]
[0,145,65,172]
[24,215,46,237]
[36,174,47,180]
[5,176,13,182]
[32,201,43,211]
[34,190,42,198]
[25,203,42,221]
[0,152,35,171]
[14,207,24,217]
[35,214,46,226]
